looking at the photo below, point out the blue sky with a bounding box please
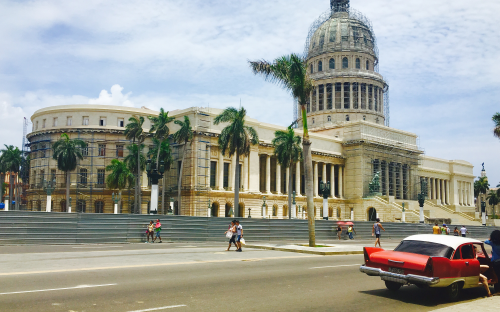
[0,0,499,186]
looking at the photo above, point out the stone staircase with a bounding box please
[373,196,424,223]
[423,200,479,225]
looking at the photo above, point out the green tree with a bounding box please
[272,127,302,219]
[0,152,5,203]
[148,108,175,168]
[124,115,146,213]
[52,134,86,211]
[474,176,490,198]
[106,159,135,212]
[172,116,193,215]
[250,54,316,246]
[148,138,173,214]
[1,145,23,209]
[493,112,500,140]
[214,107,258,218]
[486,190,499,219]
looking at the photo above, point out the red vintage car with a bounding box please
[360,234,498,300]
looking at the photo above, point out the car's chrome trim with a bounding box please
[388,259,405,264]
[359,265,440,285]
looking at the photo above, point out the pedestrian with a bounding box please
[460,225,469,237]
[336,224,342,240]
[153,219,162,243]
[441,224,448,235]
[235,220,243,252]
[146,220,155,243]
[433,223,440,234]
[225,220,237,251]
[347,224,356,240]
[453,227,459,236]
[485,230,500,294]
[372,218,385,247]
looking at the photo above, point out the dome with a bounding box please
[305,9,379,64]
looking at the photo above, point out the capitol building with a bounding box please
[26,0,479,224]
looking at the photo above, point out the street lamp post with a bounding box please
[207,199,211,217]
[417,179,428,223]
[401,202,406,223]
[319,180,330,220]
[42,178,56,212]
[262,196,266,219]
[291,191,296,219]
[248,206,252,218]
[146,157,165,215]
[68,196,72,213]
[481,201,486,226]
[112,192,121,214]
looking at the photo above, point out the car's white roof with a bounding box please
[403,234,483,250]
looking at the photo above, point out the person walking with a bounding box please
[225,221,237,251]
[372,218,385,248]
[146,220,155,243]
[460,225,469,237]
[336,224,342,240]
[153,219,162,243]
[432,223,440,234]
[235,220,243,252]
[347,224,356,240]
[485,230,500,294]
[453,227,459,236]
[441,224,449,235]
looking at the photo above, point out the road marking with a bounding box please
[309,264,360,269]
[0,255,319,276]
[128,305,187,312]
[72,246,124,249]
[0,283,117,295]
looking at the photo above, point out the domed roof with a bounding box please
[305,9,378,62]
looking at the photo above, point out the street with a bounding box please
[0,242,490,312]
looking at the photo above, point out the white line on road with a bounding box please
[127,305,187,312]
[0,283,117,295]
[309,264,360,269]
[72,246,124,248]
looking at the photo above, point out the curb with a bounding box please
[245,244,364,255]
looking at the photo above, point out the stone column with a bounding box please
[218,148,224,190]
[248,149,260,192]
[296,162,301,195]
[331,164,336,198]
[322,163,327,187]
[230,154,236,191]
[285,166,290,195]
[265,155,271,193]
[398,164,403,199]
[314,162,318,197]
[384,164,389,196]
[365,84,369,109]
[243,156,248,191]
[276,163,281,194]
[371,85,375,110]
[467,182,470,206]
[338,166,343,198]
[350,82,353,109]
[446,180,450,204]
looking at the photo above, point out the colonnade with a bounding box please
[421,177,472,206]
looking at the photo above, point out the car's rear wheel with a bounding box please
[385,281,403,291]
[445,282,462,301]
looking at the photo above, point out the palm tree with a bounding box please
[124,144,146,210]
[250,54,316,246]
[486,190,499,219]
[214,107,258,218]
[1,145,23,209]
[52,134,86,211]
[148,138,173,214]
[172,116,193,215]
[106,159,135,212]
[493,112,500,140]
[0,153,5,204]
[149,108,175,168]
[474,176,490,200]
[124,115,146,213]
[272,127,302,219]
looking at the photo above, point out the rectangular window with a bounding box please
[318,84,324,111]
[98,144,106,156]
[67,117,72,126]
[210,161,217,188]
[42,119,46,128]
[335,83,342,109]
[326,83,333,110]
[368,84,373,110]
[116,145,124,158]
[223,163,229,188]
[99,117,106,126]
[83,116,89,126]
[81,145,88,157]
[79,168,88,185]
[312,87,316,112]
[40,144,46,158]
[353,82,359,109]
[361,83,366,109]
[97,169,105,186]
[39,169,44,185]
[53,117,58,127]
[35,121,39,130]
[118,118,124,127]
[389,162,394,196]
[343,82,350,109]
[374,86,378,111]
[381,161,386,196]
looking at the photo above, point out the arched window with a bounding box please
[95,200,104,213]
[318,61,323,72]
[342,57,348,69]
[327,115,331,122]
[283,205,288,217]
[356,58,360,69]
[346,115,350,121]
[272,204,278,217]
[366,60,370,70]
[310,64,313,74]
[329,58,335,69]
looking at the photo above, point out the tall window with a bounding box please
[346,115,350,121]
[310,64,313,74]
[335,83,342,109]
[342,57,348,69]
[327,115,331,122]
[326,83,333,109]
[343,82,350,109]
[368,85,373,110]
[355,58,360,69]
[366,60,370,70]
[329,58,335,69]
[118,118,124,127]
[97,169,105,185]
[77,200,86,213]
[79,168,88,185]
[361,83,366,109]
[95,201,104,213]
[42,119,46,128]
[374,86,378,111]
[39,169,44,185]
[318,61,322,72]
[83,116,89,126]
[353,82,359,109]
[40,144,46,158]
[223,163,229,188]
[312,87,317,111]
[99,117,106,126]
[210,161,217,188]
[318,84,324,111]
[116,145,124,157]
[81,145,88,157]
[53,117,58,127]
[67,116,72,126]
[98,144,106,156]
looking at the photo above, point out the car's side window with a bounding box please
[452,249,461,260]
[460,244,474,259]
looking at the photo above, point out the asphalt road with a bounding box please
[0,242,491,312]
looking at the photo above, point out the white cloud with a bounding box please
[88,84,134,107]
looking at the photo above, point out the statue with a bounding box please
[482,162,485,171]
[369,171,381,195]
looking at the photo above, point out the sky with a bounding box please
[0,0,499,186]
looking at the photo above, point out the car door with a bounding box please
[458,244,480,288]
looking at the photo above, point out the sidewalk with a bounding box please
[431,296,500,311]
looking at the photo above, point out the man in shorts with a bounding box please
[460,225,469,237]
[372,218,385,247]
[235,220,243,252]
